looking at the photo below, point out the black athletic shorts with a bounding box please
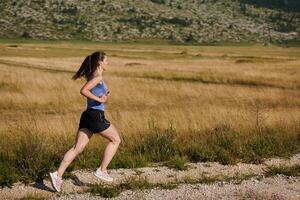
[79,108,111,133]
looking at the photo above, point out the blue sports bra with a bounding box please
[87,80,108,111]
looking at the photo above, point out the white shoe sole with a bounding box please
[94,172,113,182]
[49,172,61,192]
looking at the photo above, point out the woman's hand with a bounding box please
[98,95,108,103]
[99,90,110,103]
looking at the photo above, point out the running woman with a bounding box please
[49,51,121,192]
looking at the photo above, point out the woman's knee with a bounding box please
[101,125,121,145]
[111,133,121,145]
[115,134,121,145]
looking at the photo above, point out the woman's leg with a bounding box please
[57,128,93,177]
[96,124,121,171]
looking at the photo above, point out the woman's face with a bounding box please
[99,56,108,71]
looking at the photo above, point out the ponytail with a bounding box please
[72,51,106,80]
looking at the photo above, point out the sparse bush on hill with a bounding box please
[241,0,300,12]
[150,0,168,4]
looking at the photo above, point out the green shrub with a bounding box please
[0,161,17,188]
[110,152,148,169]
[120,177,153,190]
[88,184,121,198]
[134,122,177,162]
[248,132,283,160]
[166,155,188,170]
[265,165,300,177]
[206,123,241,164]
[12,130,61,183]
[185,143,217,163]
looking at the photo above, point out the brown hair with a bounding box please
[72,51,106,80]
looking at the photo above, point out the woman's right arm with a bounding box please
[80,76,107,103]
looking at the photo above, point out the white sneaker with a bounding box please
[94,169,113,182]
[49,171,62,192]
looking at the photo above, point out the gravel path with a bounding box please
[54,175,300,200]
[1,154,300,200]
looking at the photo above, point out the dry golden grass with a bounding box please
[0,41,299,185]
[0,43,299,136]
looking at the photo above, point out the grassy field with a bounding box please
[0,39,299,187]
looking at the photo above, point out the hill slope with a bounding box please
[0,0,299,43]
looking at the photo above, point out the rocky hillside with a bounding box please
[0,0,299,43]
